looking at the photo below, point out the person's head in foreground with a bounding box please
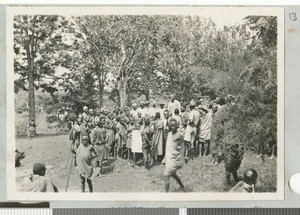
[169,118,178,133]
[244,168,258,187]
[33,163,46,177]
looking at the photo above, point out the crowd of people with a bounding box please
[19,94,271,193]
[66,94,261,193]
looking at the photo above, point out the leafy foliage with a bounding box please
[14,15,278,150]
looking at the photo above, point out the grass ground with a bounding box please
[15,134,277,193]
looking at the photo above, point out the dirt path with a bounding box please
[15,134,277,193]
[16,135,165,193]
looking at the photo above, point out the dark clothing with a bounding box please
[143,126,154,151]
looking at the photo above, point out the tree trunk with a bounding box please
[145,89,150,101]
[99,85,104,109]
[117,41,129,108]
[24,30,36,135]
[28,57,36,134]
[118,77,129,108]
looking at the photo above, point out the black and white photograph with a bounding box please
[6,6,284,201]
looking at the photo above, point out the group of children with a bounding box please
[68,96,223,192]
[18,95,261,193]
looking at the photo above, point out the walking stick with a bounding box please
[65,152,74,192]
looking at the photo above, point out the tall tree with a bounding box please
[14,15,69,133]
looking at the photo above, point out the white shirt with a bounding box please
[168,100,181,116]
[137,107,146,117]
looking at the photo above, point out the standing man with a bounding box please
[164,118,185,192]
[187,100,201,157]
[70,118,82,166]
[130,103,139,118]
[144,101,151,117]
[158,102,166,119]
[91,121,109,177]
[138,101,146,118]
[183,100,197,162]
[82,106,89,126]
[198,104,213,157]
[89,109,95,128]
[149,101,158,119]
[94,109,101,126]
[167,95,181,117]
[77,136,98,192]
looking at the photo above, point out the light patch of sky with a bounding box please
[197,7,253,29]
[208,13,246,29]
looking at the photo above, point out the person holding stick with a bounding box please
[76,136,98,193]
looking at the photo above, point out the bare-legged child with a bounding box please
[77,136,98,192]
[164,118,185,192]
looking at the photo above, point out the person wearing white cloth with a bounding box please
[149,101,159,118]
[130,103,139,118]
[167,95,181,117]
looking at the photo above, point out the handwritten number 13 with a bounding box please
[289,13,297,21]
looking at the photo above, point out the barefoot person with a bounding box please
[164,118,185,192]
[77,136,98,192]
[143,118,154,171]
[91,121,109,177]
[151,112,164,166]
[18,163,58,192]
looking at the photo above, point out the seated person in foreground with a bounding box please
[229,168,258,193]
[18,163,58,192]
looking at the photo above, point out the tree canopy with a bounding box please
[14,14,278,147]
